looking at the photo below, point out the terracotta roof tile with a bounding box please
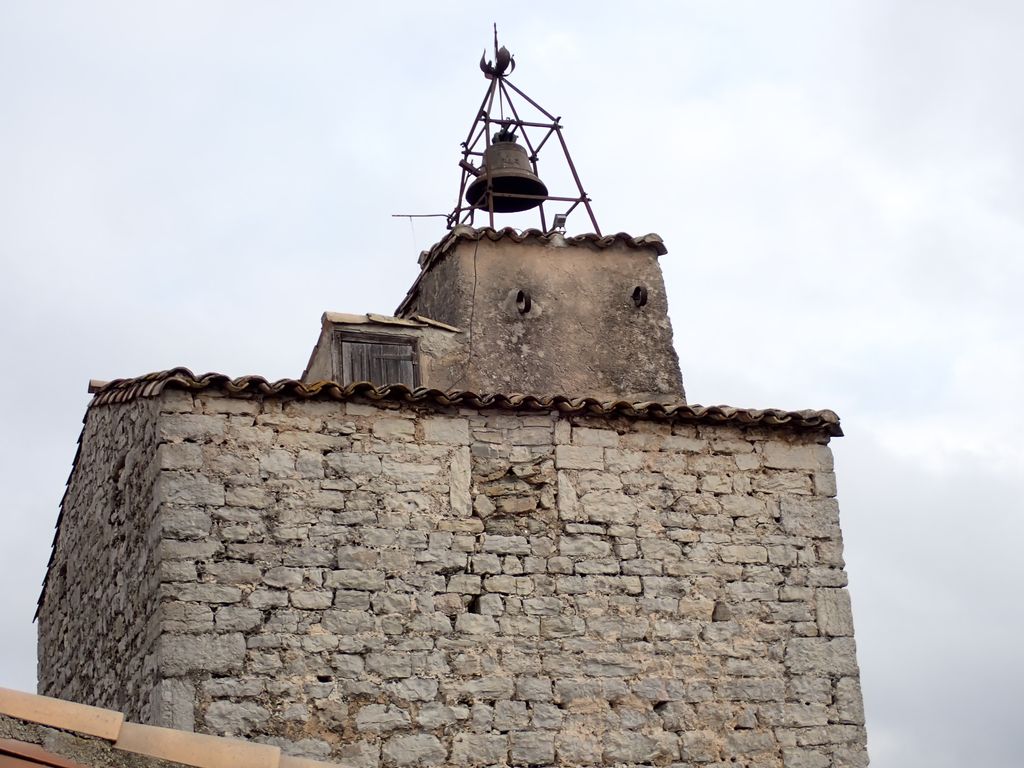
[87,367,843,436]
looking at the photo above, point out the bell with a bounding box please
[466,135,548,213]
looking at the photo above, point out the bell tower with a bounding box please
[390,35,685,402]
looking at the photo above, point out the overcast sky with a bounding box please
[1,3,1022,766]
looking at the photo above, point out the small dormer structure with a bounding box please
[302,312,462,390]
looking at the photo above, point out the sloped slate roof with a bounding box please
[87,367,843,436]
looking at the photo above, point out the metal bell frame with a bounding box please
[447,34,601,235]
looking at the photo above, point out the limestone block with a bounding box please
[259,449,295,477]
[835,677,865,725]
[785,637,859,676]
[579,490,637,524]
[159,413,225,441]
[763,441,832,471]
[335,741,381,768]
[515,676,552,701]
[558,536,611,558]
[291,590,334,610]
[718,678,786,702]
[493,700,529,731]
[150,678,195,731]
[450,733,508,766]
[224,485,272,508]
[481,535,532,555]
[447,574,481,594]
[157,442,203,470]
[458,676,514,700]
[260,566,302,589]
[205,562,261,584]
[780,497,841,538]
[816,588,854,636]
[325,452,382,477]
[416,703,468,729]
[808,567,848,587]
[283,547,335,567]
[449,447,472,516]
[735,452,761,470]
[719,494,767,518]
[726,729,778,754]
[355,704,412,733]
[555,732,603,764]
[554,445,604,470]
[160,539,223,561]
[366,652,415,679]
[322,610,375,635]
[604,731,677,764]
[752,472,813,494]
[373,418,416,441]
[161,507,212,539]
[680,730,719,763]
[382,735,446,767]
[159,633,245,676]
[382,459,443,488]
[510,731,555,765]
[422,417,471,445]
[663,434,704,452]
[793,724,864,747]
[326,569,386,591]
[159,473,225,506]
[511,427,553,446]
[455,614,498,635]
[204,700,270,735]
[572,427,619,448]
[388,678,439,702]
[162,583,242,604]
[813,472,838,497]
[720,544,769,564]
[782,748,831,768]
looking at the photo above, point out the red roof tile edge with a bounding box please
[395,226,668,316]
[88,367,843,436]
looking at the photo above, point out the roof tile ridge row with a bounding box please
[0,687,339,768]
[86,368,842,435]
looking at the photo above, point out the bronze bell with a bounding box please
[466,133,548,213]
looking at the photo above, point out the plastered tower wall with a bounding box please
[39,387,868,768]
[396,232,685,402]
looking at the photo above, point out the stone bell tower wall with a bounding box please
[397,232,685,402]
[39,387,867,767]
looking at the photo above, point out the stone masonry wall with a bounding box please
[41,389,868,768]
[38,397,163,720]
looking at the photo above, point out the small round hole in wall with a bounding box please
[632,285,649,307]
[516,289,532,314]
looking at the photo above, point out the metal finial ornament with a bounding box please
[479,45,514,79]
[448,28,601,235]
